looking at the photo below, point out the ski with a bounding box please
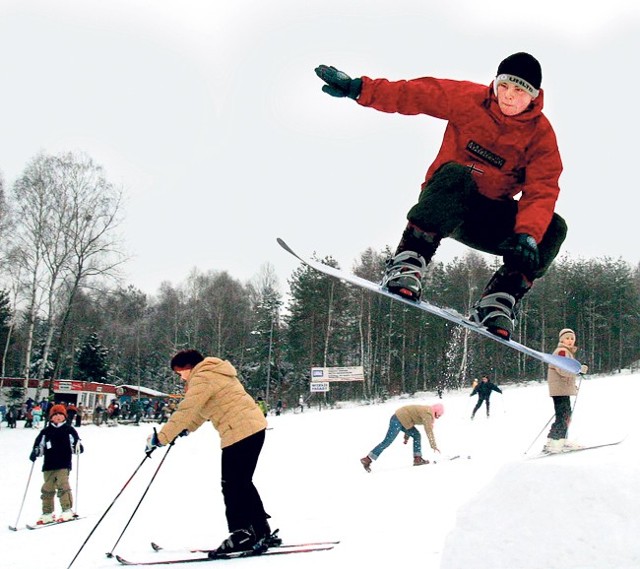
[277,238,582,374]
[529,439,624,459]
[116,544,335,565]
[26,516,84,530]
[151,538,340,554]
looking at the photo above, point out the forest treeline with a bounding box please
[1,152,639,409]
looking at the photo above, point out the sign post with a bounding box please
[308,367,365,408]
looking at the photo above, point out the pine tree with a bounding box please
[76,332,110,382]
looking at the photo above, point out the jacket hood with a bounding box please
[190,357,237,379]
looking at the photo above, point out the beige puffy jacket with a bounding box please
[157,357,267,448]
[395,405,438,450]
[547,344,579,397]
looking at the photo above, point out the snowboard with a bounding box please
[277,238,582,374]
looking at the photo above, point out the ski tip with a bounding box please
[150,542,162,552]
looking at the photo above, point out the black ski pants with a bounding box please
[548,396,572,440]
[220,429,268,533]
[472,396,491,417]
[405,162,567,281]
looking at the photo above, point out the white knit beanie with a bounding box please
[558,328,575,340]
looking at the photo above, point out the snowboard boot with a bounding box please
[470,292,516,339]
[413,456,429,466]
[36,513,55,525]
[381,251,427,301]
[360,455,373,473]
[543,438,564,454]
[470,268,532,340]
[209,528,257,558]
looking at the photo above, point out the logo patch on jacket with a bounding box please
[466,140,506,169]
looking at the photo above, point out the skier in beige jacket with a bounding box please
[145,349,272,556]
[544,328,588,453]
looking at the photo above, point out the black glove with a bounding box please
[501,233,539,273]
[75,442,84,455]
[29,448,39,462]
[315,65,362,99]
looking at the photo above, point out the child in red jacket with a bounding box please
[315,53,566,339]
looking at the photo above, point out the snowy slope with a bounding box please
[1,372,638,569]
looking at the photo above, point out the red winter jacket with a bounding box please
[357,77,563,243]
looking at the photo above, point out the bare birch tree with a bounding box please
[9,152,125,396]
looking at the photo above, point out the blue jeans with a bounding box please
[369,415,421,459]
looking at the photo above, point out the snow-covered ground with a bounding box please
[1,372,638,569]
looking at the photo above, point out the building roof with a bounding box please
[119,384,169,397]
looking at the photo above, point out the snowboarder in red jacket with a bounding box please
[315,52,566,339]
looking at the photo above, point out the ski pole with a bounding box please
[8,461,36,531]
[105,441,174,558]
[570,373,584,415]
[65,450,155,569]
[565,373,584,439]
[75,448,81,515]
[523,413,555,455]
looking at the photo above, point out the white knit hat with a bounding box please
[558,328,575,340]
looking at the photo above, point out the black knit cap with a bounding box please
[496,52,542,98]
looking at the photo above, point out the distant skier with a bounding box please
[360,404,444,472]
[29,404,83,525]
[543,328,588,453]
[315,52,566,339]
[257,397,268,417]
[31,404,43,429]
[470,376,503,419]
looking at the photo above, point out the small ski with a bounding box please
[529,439,624,459]
[26,516,84,530]
[116,544,335,565]
[432,454,472,464]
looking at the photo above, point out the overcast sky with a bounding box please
[1,1,638,296]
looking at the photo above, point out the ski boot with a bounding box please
[36,513,55,525]
[58,510,76,522]
[470,292,516,339]
[413,456,429,466]
[543,438,564,454]
[208,528,257,558]
[562,439,583,451]
[253,519,282,549]
[381,251,427,301]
